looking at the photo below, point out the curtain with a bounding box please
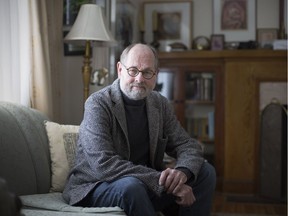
[0,0,31,106]
[29,0,54,118]
[45,0,63,122]
[0,0,63,121]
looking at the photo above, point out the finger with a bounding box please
[191,190,196,203]
[172,184,182,195]
[167,171,186,193]
[159,168,170,186]
[175,195,195,207]
[164,169,180,191]
[177,171,188,184]
[175,196,191,206]
[166,177,179,193]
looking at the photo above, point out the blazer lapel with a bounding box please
[146,96,159,168]
[111,80,130,157]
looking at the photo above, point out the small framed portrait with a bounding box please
[211,34,225,50]
[63,30,86,56]
[213,0,256,42]
[257,28,278,49]
[144,1,192,51]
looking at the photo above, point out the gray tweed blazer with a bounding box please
[63,79,204,205]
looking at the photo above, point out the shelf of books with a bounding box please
[185,72,215,164]
[155,69,217,165]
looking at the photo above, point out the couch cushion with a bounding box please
[20,193,125,215]
[44,121,79,192]
[22,209,125,216]
[21,209,124,216]
[0,102,50,195]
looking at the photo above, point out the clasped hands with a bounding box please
[159,168,196,206]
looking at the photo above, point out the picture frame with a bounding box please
[63,0,88,56]
[115,1,137,58]
[63,0,110,56]
[63,30,86,56]
[213,0,256,42]
[211,34,225,50]
[257,28,278,49]
[144,1,192,51]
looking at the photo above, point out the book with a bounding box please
[208,111,215,140]
[186,73,214,101]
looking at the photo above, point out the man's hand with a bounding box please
[159,168,196,206]
[174,184,196,206]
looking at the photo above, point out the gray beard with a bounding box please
[120,80,155,100]
[123,87,150,100]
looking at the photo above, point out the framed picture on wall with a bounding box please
[144,1,192,51]
[63,0,112,56]
[63,30,86,56]
[211,34,225,50]
[257,28,278,49]
[115,1,137,59]
[213,0,256,42]
[63,0,89,56]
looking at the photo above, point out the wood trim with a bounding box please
[223,180,254,194]
[158,50,287,60]
[223,54,287,194]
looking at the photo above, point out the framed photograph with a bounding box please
[144,1,192,51]
[63,0,88,56]
[63,0,111,56]
[211,34,225,50]
[63,30,86,56]
[115,1,137,57]
[257,28,278,49]
[213,0,256,42]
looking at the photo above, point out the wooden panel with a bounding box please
[158,50,287,194]
[223,55,287,193]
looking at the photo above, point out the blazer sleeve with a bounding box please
[160,94,205,179]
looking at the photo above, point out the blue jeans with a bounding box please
[78,162,216,216]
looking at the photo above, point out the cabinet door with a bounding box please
[157,63,224,188]
[185,71,216,164]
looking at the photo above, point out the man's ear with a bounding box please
[116,61,122,78]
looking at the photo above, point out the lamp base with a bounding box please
[82,41,92,103]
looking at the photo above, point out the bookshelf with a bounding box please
[185,71,216,164]
[157,51,224,186]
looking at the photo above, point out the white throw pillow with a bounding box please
[44,121,79,192]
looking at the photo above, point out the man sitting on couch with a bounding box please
[63,43,216,216]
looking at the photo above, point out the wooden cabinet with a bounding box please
[158,51,225,190]
[158,50,287,193]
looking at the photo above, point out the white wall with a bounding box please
[61,0,284,124]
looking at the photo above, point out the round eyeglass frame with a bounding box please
[121,62,156,80]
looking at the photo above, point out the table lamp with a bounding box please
[64,4,115,103]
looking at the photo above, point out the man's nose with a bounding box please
[134,72,145,82]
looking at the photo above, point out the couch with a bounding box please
[0,102,126,216]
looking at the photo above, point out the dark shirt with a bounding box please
[122,92,150,166]
[122,92,193,180]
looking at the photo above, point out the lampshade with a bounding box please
[64,4,115,46]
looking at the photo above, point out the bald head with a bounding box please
[120,43,158,70]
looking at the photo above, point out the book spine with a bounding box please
[208,111,214,140]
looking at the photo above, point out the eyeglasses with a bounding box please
[121,62,156,80]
